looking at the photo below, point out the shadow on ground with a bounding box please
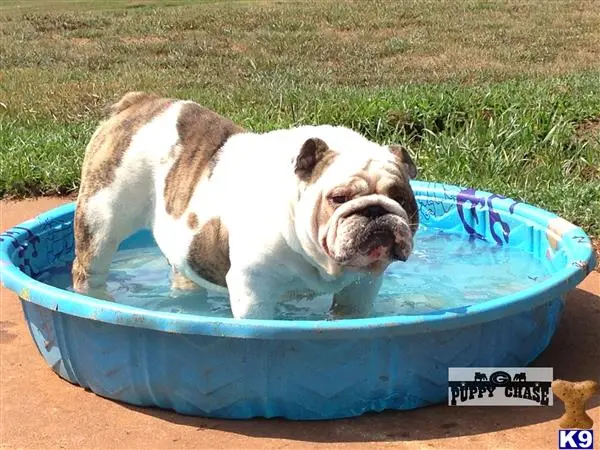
[120,287,600,443]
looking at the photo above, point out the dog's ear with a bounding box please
[389,144,417,179]
[295,137,331,181]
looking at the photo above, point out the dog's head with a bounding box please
[293,126,418,277]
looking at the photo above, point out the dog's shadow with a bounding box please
[120,286,600,442]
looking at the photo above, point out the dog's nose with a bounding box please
[361,205,387,218]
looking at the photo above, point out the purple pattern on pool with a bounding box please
[456,188,521,244]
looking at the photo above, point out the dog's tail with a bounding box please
[106,91,160,117]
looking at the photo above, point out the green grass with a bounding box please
[1,0,599,237]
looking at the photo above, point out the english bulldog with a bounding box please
[72,92,419,319]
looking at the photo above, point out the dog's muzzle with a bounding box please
[323,195,415,268]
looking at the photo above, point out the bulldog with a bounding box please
[72,92,419,319]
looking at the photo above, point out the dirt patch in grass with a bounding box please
[70,37,92,46]
[230,42,249,53]
[119,35,168,45]
[574,117,600,142]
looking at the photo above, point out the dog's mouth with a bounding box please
[322,213,413,270]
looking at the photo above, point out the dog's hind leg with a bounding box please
[71,145,154,299]
[72,205,116,300]
[72,189,149,300]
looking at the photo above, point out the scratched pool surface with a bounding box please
[38,227,552,320]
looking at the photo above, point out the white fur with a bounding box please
[84,102,412,319]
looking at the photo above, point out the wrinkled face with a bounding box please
[315,163,418,274]
[294,134,419,276]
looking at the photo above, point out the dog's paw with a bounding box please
[170,270,203,292]
[73,284,115,302]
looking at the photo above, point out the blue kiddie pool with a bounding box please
[0,181,595,420]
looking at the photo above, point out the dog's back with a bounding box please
[72,92,242,295]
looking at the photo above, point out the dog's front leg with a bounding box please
[226,268,278,320]
[330,275,383,319]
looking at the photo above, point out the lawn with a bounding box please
[0,0,599,238]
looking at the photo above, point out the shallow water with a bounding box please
[40,227,552,320]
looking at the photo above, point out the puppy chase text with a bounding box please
[448,367,553,406]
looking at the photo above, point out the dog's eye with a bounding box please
[329,194,349,205]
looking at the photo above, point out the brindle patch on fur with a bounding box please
[187,212,199,230]
[164,103,244,218]
[72,207,96,291]
[187,218,230,287]
[73,91,172,290]
[80,92,171,197]
[107,91,160,117]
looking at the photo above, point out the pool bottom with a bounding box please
[37,227,552,320]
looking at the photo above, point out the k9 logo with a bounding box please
[559,430,594,449]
